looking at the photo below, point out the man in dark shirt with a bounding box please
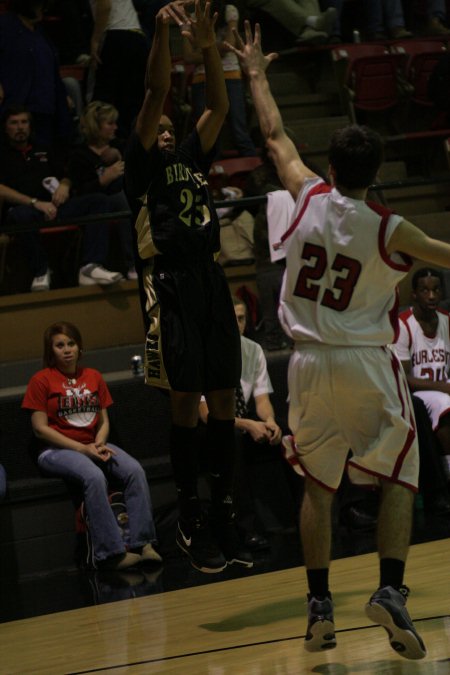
[0,104,123,291]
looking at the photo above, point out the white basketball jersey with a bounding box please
[396,308,450,381]
[278,178,412,346]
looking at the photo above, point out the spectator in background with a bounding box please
[319,0,343,42]
[0,104,123,291]
[244,0,337,45]
[0,0,73,145]
[422,0,450,36]
[68,101,137,280]
[362,0,413,40]
[183,2,257,157]
[89,0,149,138]
[22,321,162,571]
[394,267,450,507]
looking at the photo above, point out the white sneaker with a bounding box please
[30,270,50,292]
[78,263,123,286]
[127,267,138,280]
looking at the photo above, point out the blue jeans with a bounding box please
[7,193,112,276]
[363,0,405,33]
[37,444,157,563]
[427,0,446,20]
[0,464,6,501]
[191,79,257,157]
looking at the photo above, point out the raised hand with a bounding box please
[156,0,193,26]
[183,0,217,50]
[224,20,278,76]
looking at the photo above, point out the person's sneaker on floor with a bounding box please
[304,594,337,652]
[215,516,254,568]
[365,585,426,660]
[78,263,123,286]
[176,516,227,573]
[30,269,50,292]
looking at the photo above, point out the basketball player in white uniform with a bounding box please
[395,268,450,483]
[229,21,450,660]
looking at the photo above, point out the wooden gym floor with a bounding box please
[1,538,449,674]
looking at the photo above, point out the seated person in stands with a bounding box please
[394,267,450,513]
[68,101,137,280]
[362,0,413,40]
[0,104,123,292]
[22,321,162,571]
[182,2,257,157]
[0,0,73,146]
[89,0,148,138]
[244,0,336,45]
[319,0,343,42]
[199,297,283,551]
[421,0,450,36]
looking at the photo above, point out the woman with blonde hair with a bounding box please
[68,101,137,281]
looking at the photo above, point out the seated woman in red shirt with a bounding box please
[22,321,160,570]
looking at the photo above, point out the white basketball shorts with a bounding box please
[287,344,419,492]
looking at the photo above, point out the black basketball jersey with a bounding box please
[125,130,220,262]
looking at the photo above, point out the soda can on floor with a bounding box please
[131,355,144,376]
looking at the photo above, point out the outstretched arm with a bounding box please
[226,21,317,199]
[387,219,450,268]
[187,1,229,153]
[135,1,191,150]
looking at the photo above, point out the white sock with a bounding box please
[306,16,319,29]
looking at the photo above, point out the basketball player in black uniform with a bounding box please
[125,0,252,572]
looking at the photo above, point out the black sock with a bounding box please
[307,568,330,599]
[170,424,200,520]
[379,558,405,590]
[207,416,236,517]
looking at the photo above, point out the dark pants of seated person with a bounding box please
[234,430,281,537]
[7,193,115,277]
[412,394,449,507]
[198,422,281,538]
[104,190,135,271]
